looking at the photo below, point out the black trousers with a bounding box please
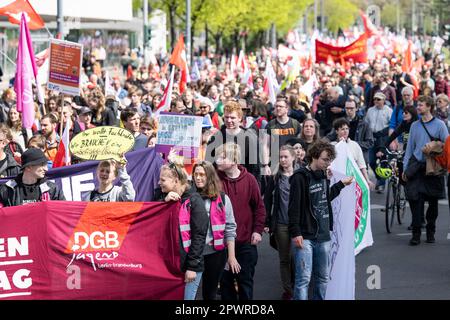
[220,243,258,301]
[202,250,227,300]
[409,195,439,233]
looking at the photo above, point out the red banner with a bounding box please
[315,34,368,64]
[0,201,184,300]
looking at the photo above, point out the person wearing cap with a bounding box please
[0,148,65,207]
[368,72,397,108]
[286,138,306,169]
[365,91,393,192]
[78,107,96,131]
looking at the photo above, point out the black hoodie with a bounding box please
[288,166,345,240]
[153,186,208,273]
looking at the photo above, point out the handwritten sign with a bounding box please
[69,126,135,161]
[47,39,83,96]
[156,113,203,158]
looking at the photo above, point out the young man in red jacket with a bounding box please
[215,142,266,300]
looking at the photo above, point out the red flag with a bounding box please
[169,35,190,93]
[360,10,377,38]
[402,41,413,73]
[0,0,44,30]
[53,118,71,168]
[127,65,133,79]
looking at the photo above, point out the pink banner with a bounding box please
[0,201,184,300]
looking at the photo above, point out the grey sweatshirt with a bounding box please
[84,167,136,202]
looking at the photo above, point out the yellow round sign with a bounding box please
[69,126,135,161]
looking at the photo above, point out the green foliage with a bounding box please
[324,0,359,34]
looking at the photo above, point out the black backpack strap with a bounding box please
[420,119,438,141]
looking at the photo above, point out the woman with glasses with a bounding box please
[154,161,209,300]
[191,160,240,300]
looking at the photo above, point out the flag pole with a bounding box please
[44,25,54,39]
[0,49,16,66]
[59,93,64,138]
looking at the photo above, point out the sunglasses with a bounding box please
[168,162,183,180]
[374,98,383,101]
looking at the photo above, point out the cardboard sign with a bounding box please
[155,112,203,158]
[69,126,135,161]
[47,39,83,96]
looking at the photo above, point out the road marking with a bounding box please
[447,233,450,240]
[396,233,411,236]
[371,204,384,210]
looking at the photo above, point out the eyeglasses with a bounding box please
[374,98,383,101]
[193,172,206,178]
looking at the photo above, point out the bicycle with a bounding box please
[376,148,407,233]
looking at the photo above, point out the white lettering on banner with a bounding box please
[51,173,95,201]
[0,236,33,298]
[70,173,95,201]
[73,231,120,251]
[0,237,29,258]
[61,177,73,201]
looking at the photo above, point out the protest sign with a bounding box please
[47,39,83,96]
[69,126,135,161]
[315,34,368,64]
[0,201,184,300]
[156,112,203,158]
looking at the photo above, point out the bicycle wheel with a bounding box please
[385,180,397,233]
[396,183,407,224]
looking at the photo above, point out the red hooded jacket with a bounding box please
[218,166,266,244]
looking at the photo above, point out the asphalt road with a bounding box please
[252,188,450,300]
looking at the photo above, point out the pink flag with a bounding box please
[155,66,175,116]
[14,13,38,129]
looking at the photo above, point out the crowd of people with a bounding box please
[0,37,449,300]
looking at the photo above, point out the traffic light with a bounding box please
[144,25,152,46]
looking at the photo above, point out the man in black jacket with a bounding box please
[326,99,374,164]
[0,148,65,207]
[288,140,352,300]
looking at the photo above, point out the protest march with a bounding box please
[0,0,449,303]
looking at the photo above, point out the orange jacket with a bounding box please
[435,136,450,172]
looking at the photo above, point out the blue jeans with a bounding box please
[184,271,203,300]
[292,239,330,300]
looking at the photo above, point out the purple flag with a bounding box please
[0,148,163,202]
[15,13,38,129]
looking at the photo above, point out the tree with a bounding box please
[324,0,358,34]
